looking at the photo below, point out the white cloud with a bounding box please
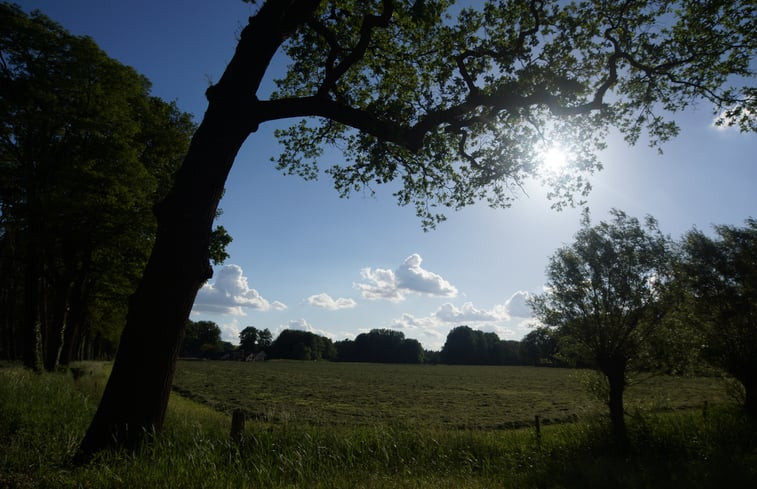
[385,294,536,350]
[356,253,458,301]
[356,267,403,301]
[192,264,286,316]
[278,319,334,339]
[434,302,507,322]
[306,292,357,310]
[504,291,533,318]
[218,318,242,344]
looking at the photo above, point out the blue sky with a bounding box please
[18,1,756,350]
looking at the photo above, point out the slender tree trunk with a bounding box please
[606,370,627,446]
[744,378,757,418]
[58,279,84,366]
[22,250,42,372]
[43,279,73,371]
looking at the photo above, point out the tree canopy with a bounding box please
[180,320,231,359]
[678,219,757,416]
[239,326,273,354]
[268,0,756,227]
[268,329,337,361]
[440,325,522,365]
[335,328,424,363]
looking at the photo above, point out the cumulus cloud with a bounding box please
[192,264,286,316]
[504,291,533,318]
[279,319,334,339]
[356,253,458,301]
[306,292,357,310]
[434,302,507,322]
[218,318,242,344]
[385,294,536,350]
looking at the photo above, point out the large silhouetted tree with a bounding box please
[77,0,756,457]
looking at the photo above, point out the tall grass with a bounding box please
[1,365,756,488]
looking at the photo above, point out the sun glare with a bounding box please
[540,146,569,175]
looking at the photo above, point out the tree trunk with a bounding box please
[606,369,628,446]
[22,251,42,371]
[74,0,324,461]
[58,278,84,366]
[743,378,757,418]
[75,114,248,458]
[43,279,73,371]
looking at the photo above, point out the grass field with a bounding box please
[172,360,729,429]
[2,361,755,488]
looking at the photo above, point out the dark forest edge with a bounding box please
[0,3,230,372]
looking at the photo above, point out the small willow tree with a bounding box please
[679,219,757,417]
[76,0,755,457]
[529,210,674,443]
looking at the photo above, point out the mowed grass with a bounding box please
[172,360,729,429]
[2,361,754,488]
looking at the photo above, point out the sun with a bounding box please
[540,146,569,175]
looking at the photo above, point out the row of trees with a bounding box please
[0,4,196,371]
[268,329,337,361]
[530,210,757,443]
[228,325,550,366]
[336,329,425,364]
[440,326,522,365]
[0,4,232,372]
[180,320,235,359]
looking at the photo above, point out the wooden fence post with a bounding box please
[534,415,541,445]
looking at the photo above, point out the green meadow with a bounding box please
[2,361,756,488]
[172,360,728,428]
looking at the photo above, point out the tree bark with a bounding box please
[606,369,628,446]
[58,276,84,366]
[75,111,249,457]
[22,246,42,372]
[43,278,73,371]
[743,378,757,419]
[75,0,322,461]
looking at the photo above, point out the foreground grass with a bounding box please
[1,364,756,488]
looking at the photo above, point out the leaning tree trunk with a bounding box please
[75,111,249,458]
[75,0,321,461]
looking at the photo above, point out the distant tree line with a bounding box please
[180,320,235,359]
[185,324,548,366]
[335,329,425,364]
[268,329,337,361]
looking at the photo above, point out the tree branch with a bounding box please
[316,0,394,97]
